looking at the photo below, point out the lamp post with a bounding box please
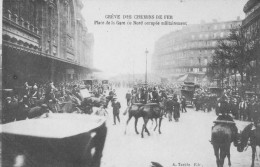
[145,48,148,88]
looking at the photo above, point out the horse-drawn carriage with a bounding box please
[209,87,223,97]
[1,114,107,167]
[181,82,199,106]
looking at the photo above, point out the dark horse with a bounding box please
[140,102,164,138]
[237,123,260,167]
[124,103,144,134]
[211,121,237,167]
[124,101,165,136]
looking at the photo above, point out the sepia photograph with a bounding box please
[0,0,260,167]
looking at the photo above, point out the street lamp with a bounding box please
[145,48,149,88]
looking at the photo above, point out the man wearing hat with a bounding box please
[173,97,180,122]
[181,96,187,113]
[2,97,15,123]
[215,94,238,146]
[125,90,132,106]
[165,95,174,121]
[111,96,121,125]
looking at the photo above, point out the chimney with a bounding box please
[212,19,217,23]
[237,16,240,20]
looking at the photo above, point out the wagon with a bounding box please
[209,87,223,97]
[181,89,194,106]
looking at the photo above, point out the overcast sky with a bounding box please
[81,0,247,77]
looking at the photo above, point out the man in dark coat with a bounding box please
[173,98,180,121]
[165,95,174,121]
[152,87,159,103]
[111,97,121,125]
[251,98,260,127]
[181,96,187,113]
[216,95,233,121]
[2,97,16,123]
[215,95,238,146]
[125,90,132,106]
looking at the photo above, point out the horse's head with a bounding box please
[237,123,253,152]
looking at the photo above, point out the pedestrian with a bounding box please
[173,98,180,122]
[165,95,174,121]
[2,97,16,123]
[181,96,187,113]
[111,97,121,125]
[126,90,132,106]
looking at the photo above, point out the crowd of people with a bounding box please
[3,79,260,128]
[2,80,117,124]
[123,83,260,125]
[192,87,260,123]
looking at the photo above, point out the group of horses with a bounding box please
[124,100,166,138]
[211,121,260,167]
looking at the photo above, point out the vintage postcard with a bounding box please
[1,0,260,167]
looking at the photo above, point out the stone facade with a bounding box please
[2,0,94,87]
[152,19,242,82]
[242,0,260,92]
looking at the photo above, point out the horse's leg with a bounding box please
[134,117,139,134]
[141,118,145,138]
[154,118,158,131]
[158,117,162,134]
[141,118,150,138]
[144,119,150,136]
[213,145,220,167]
[227,143,231,167]
[124,115,132,135]
[219,146,226,167]
[251,146,256,167]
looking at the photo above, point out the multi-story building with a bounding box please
[2,0,95,89]
[152,19,242,83]
[242,0,260,92]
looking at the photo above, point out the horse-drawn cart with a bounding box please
[209,87,223,97]
[180,82,199,106]
[1,114,107,167]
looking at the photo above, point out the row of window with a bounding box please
[156,22,241,49]
[156,40,218,55]
[158,57,209,67]
[159,67,207,74]
[157,50,214,63]
[184,22,241,33]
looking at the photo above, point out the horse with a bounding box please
[211,122,237,167]
[140,102,165,138]
[237,123,260,167]
[124,103,144,134]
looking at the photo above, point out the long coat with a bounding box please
[112,101,121,115]
[173,101,180,119]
